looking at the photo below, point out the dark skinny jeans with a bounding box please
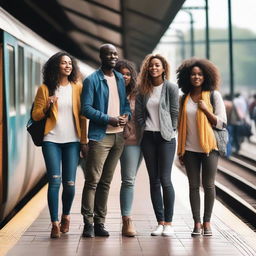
[141,131,176,223]
[183,150,219,223]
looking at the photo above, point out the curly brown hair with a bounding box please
[138,54,170,95]
[176,58,220,95]
[43,52,81,95]
[115,59,137,97]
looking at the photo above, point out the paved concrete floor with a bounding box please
[5,160,256,256]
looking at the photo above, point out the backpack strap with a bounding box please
[210,90,227,129]
[210,90,215,113]
[30,102,35,117]
[180,94,186,108]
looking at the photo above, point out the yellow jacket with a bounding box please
[32,83,87,144]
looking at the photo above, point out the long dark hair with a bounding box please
[176,58,220,95]
[115,59,137,97]
[43,52,80,95]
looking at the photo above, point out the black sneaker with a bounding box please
[82,223,94,238]
[94,223,109,237]
[191,226,202,237]
[202,226,212,236]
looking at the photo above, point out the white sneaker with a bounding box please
[162,225,174,237]
[151,225,164,236]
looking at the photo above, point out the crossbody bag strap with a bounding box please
[44,86,54,117]
[210,90,215,113]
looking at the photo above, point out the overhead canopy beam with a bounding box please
[2,0,186,68]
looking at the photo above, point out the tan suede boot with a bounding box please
[50,222,60,238]
[60,215,70,233]
[122,218,136,237]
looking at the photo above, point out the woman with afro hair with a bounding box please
[176,58,227,237]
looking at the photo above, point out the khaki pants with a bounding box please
[81,133,124,224]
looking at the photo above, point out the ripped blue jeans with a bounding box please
[42,141,80,222]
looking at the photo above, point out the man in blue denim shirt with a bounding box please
[81,44,131,237]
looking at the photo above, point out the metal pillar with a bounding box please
[182,6,208,58]
[228,0,234,99]
[205,0,210,59]
[183,10,195,57]
[175,29,186,60]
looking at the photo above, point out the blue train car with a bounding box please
[0,8,93,225]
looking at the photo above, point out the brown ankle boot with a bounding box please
[60,216,70,233]
[51,222,60,238]
[122,218,136,237]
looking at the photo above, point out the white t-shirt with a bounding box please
[145,83,163,131]
[44,84,79,143]
[185,96,204,152]
[185,90,227,152]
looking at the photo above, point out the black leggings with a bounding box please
[141,131,176,222]
[183,150,219,223]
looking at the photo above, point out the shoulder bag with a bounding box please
[26,103,51,146]
[210,91,229,156]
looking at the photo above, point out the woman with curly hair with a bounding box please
[32,52,87,238]
[176,58,227,237]
[135,54,179,236]
[115,60,143,237]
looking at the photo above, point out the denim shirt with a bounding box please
[81,69,131,141]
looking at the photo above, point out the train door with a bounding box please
[1,32,27,215]
[23,49,46,195]
[15,43,31,197]
[23,49,34,184]
[0,35,4,207]
[23,49,39,194]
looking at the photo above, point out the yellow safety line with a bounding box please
[0,184,48,256]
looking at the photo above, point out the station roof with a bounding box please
[2,0,185,68]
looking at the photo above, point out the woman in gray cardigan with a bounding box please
[135,54,179,236]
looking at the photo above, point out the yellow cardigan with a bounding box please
[32,83,87,144]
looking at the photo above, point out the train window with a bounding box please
[35,58,41,88]
[39,59,44,84]
[26,53,33,104]
[18,46,25,113]
[7,45,16,114]
[31,58,37,98]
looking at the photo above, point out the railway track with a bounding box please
[176,152,256,230]
[216,154,256,229]
[230,153,256,174]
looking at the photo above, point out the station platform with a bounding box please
[1,160,256,256]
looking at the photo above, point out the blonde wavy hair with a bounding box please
[138,54,170,95]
